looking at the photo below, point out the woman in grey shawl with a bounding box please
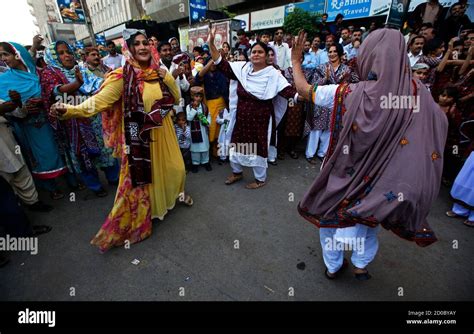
[290,28,448,280]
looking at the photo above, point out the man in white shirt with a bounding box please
[102,41,125,70]
[158,41,189,113]
[407,35,425,66]
[269,28,291,70]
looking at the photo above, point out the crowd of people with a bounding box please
[1,2,473,281]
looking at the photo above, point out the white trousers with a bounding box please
[230,161,267,182]
[306,129,330,159]
[319,224,380,274]
[268,145,277,162]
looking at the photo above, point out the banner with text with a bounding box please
[250,6,286,31]
[285,0,325,17]
[327,0,372,21]
[189,0,208,25]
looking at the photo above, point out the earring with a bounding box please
[14,54,20,60]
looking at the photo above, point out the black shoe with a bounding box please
[94,187,108,197]
[204,163,212,171]
[32,225,52,236]
[268,160,277,166]
[108,180,119,186]
[28,201,53,212]
[191,165,199,173]
[0,254,10,268]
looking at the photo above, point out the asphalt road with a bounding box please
[1,151,473,301]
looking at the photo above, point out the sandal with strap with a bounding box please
[325,258,348,280]
[225,173,243,185]
[446,210,465,218]
[354,267,372,281]
[183,194,193,207]
[245,180,266,189]
[463,220,474,228]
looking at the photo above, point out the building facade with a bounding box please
[27,0,76,45]
[73,0,144,42]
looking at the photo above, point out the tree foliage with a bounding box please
[283,8,320,39]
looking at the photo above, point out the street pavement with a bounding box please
[1,152,473,301]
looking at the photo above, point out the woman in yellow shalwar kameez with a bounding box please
[50,30,191,252]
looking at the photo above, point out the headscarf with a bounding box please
[44,41,103,95]
[299,28,448,247]
[44,41,77,81]
[0,42,41,102]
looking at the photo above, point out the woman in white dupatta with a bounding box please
[208,25,298,189]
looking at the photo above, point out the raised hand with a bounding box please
[448,37,458,51]
[291,30,307,66]
[32,34,43,49]
[208,25,216,44]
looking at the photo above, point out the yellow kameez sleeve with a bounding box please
[60,76,124,120]
[162,72,181,103]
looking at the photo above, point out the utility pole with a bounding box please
[80,0,96,46]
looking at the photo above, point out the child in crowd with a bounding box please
[186,86,212,173]
[174,112,192,171]
[192,56,205,76]
[438,86,463,186]
[412,63,430,89]
[216,108,231,164]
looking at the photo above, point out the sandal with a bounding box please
[32,225,52,236]
[225,173,243,185]
[289,151,299,159]
[50,190,64,200]
[446,210,464,218]
[183,194,193,206]
[306,157,317,165]
[325,258,348,280]
[354,267,372,281]
[463,220,474,228]
[245,180,266,189]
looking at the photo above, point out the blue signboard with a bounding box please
[285,0,325,16]
[189,0,207,25]
[326,0,372,21]
[95,34,106,46]
[56,0,86,24]
[74,40,85,49]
